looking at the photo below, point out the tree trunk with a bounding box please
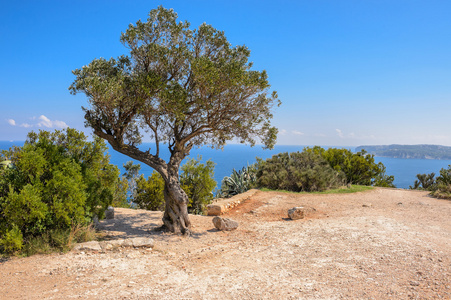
[162,174,191,235]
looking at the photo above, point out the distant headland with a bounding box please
[355,144,451,160]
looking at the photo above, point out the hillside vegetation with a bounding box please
[356,144,451,160]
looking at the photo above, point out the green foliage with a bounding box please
[70,6,280,152]
[304,146,395,187]
[372,164,396,188]
[123,161,141,199]
[133,171,165,211]
[430,165,451,199]
[409,173,436,191]
[132,157,216,214]
[409,166,451,199]
[256,151,345,192]
[0,128,120,255]
[22,224,96,256]
[0,225,23,254]
[112,177,129,208]
[220,163,257,198]
[437,165,451,185]
[180,157,216,214]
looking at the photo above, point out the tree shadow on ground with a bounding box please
[98,208,209,242]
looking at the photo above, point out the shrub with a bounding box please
[220,163,257,198]
[0,225,23,254]
[22,224,95,256]
[0,128,121,255]
[133,171,165,211]
[132,157,216,215]
[180,157,216,214]
[431,165,451,199]
[409,173,436,191]
[436,165,451,186]
[304,146,395,187]
[256,151,345,192]
[372,164,396,188]
[112,177,130,208]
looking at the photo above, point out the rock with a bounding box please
[105,206,114,219]
[130,237,155,248]
[207,204,223,216]
[99,239,124,250]
[107,239,125,247]
[99,241,114,250]
[212,217,239,231]
[362,203,372,208]
[81,238,154,251]
[122,239,134,247]
[288,207,306,220]
[73,241,102,252]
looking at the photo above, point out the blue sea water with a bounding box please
[2,141,450,190]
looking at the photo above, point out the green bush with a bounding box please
[304,146,395,187]
[220,163,257,198]
[256,151,345,192]
[0,128,122,255]
[180,157,216,214]
[132,157,216,215]
[112,177,130,208]
[0,225,23,254]
[409,173,436,191]
[133,171,165,211]
[436,165,451,186]
[409,166,451,199]
[430,165,451,199]
[372,164,396,188]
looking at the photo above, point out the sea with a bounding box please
[1,141,450,190]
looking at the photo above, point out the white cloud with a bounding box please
[279,129,287,135]
[6,115,68,129]
[292,130,304,136]
[335,129,344,138]
[37,115,53,128]
[53,120,69,128]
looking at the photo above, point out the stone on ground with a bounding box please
[130,237,155,248]
[288,207,306,220]
[73,241,102,251]
[212,216,239,231]
[105,206,114,219]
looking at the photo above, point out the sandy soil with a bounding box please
[0,188,450,299]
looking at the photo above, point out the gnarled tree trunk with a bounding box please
[162,176,191,235]
[161,150,191,235]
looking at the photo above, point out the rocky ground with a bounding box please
[0,188,450,299]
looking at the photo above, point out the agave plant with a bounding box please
[220,163,257,198]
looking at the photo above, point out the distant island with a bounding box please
[355,144,451,160]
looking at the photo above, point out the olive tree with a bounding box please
[69,6,280,235]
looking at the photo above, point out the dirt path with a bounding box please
[0,188,450,299]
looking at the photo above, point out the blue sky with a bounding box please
[1,0,451,146]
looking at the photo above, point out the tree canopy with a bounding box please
[69,6,280,234]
